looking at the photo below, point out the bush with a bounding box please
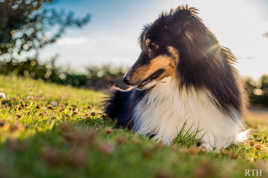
[243,76,268,108]
[86,64,127,90]
[0,58,127,90]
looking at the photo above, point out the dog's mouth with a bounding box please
[137,69,165,89]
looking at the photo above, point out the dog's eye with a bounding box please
[148,43,159,51]
[145,39,159,52]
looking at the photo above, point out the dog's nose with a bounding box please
[123,76,131,85]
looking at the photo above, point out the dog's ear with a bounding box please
[175,13,242,114]
[177,20,225,83]
[183,24,221,60]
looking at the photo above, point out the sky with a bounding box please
[41,0,268,79]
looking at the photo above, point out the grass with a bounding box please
[0,75,267,178]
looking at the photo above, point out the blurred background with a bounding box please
[0,0,268,108]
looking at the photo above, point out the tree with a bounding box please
[0,0,90,58]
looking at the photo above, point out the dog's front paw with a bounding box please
[235,129,251,143]
[201,143,216,152]
[152,134,173,145]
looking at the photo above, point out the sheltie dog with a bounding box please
[105,6,250,151]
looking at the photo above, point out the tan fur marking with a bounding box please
[131,65,149,81]
[150,56,176,81]
[145,39,151,47]
[131,55,176,83]
[167,46,179,63]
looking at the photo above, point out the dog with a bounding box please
[105,5,250,151]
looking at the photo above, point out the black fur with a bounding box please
[105,88,146,128]
[105,5,245,127]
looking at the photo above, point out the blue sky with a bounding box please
[41,0,268,78]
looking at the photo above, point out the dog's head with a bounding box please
[123,6,223,89]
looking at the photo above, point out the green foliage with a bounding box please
[174,122,203,148]
[0,75,267,178]
[86,64,127,90]
[0,0,90,56]
[0,58,127,89]
[87,64,125,79]
[0,58,89,87]
[243,76,268,108]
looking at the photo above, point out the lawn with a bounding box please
[0,75,267,178]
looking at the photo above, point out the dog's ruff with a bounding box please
[133,77,248,151]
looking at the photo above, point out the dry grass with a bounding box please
[246,110,268,128]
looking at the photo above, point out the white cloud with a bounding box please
[40,0,268,78]
[56,37,89,46]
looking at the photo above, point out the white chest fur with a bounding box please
[133,77,248,150]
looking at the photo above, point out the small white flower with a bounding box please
[27,96,34,99]
[0,92,6,99]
